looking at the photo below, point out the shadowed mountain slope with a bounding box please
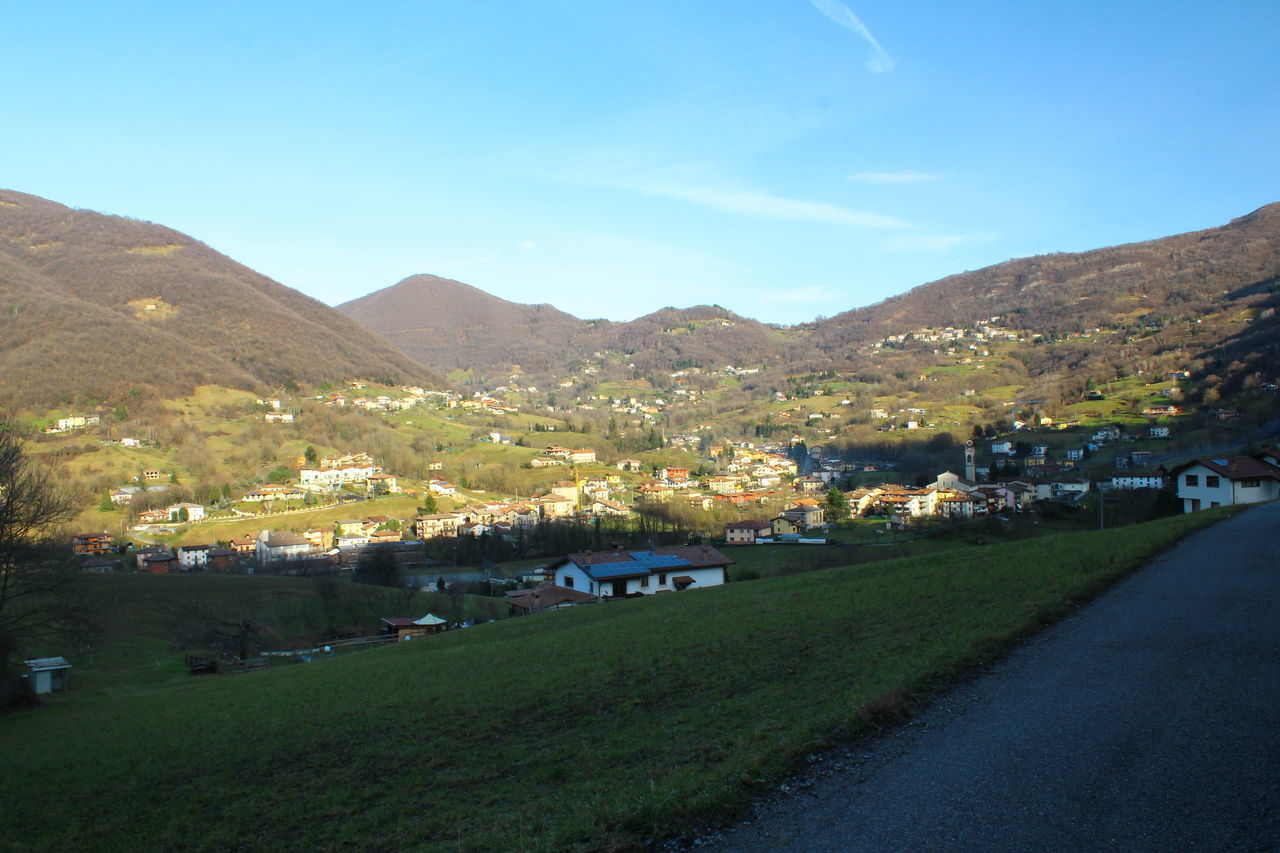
[0,190,435,408]
[338,277,795,377]
[337,274,585,374]
[810,203,1280,350]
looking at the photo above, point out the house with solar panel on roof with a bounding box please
[549,545,732,599]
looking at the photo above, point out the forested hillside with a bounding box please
[806,203,1280,401]
[0,190,436,408]
[341,205,1280,403]
[336,274,585,374]
[337,276,796,379]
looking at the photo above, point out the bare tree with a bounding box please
[0,416,82,671]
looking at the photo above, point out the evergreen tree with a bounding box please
[825,487,850,522]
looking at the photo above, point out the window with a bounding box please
[1185,474,1198,487]
[564,575,573,589]
[659,573,667,585]
[1242,479,1260,488]
[640,575,650,588]
[1205,476,1220,488]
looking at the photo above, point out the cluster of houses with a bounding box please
[73,513,414,575]
[721,468,1090,542]
[299,452,400,494]
[724,498,828,543]
[531,445,598,465]
[318,384,456,413]
[413,487,624,542]
[857,318,1022,361]
[622,446,802,506]
[44,414,100,434]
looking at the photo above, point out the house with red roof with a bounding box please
[1172,451,1280,512]
[505,583,598,616]
[724,520,773,544]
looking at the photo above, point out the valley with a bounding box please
[2,191,1279,852]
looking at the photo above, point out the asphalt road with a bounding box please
[711,503,1280,852]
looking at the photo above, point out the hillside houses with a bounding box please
[543,445,597,464]
[243,485,307,502]
[725,520,773,544]
[301,463,382,489]
[46,414,100,433]
[256,529,311,564]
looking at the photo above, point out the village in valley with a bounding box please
[52,350,1280,655]
[20,273,1280,679]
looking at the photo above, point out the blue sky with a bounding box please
[5,1,1279,324]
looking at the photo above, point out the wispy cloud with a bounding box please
[809,0,894,73]
[878,233,968,252]
[516,241,537,249]
[637,182,909,229]
[849,169,939,185]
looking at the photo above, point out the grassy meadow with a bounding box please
[0,507,1236,852]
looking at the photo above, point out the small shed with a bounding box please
[24,657,72,694]
[380,613,450,640]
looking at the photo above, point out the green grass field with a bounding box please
[0,507,1237,851]
[159,495,426,546]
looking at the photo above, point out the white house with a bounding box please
[177,544,213,569]
[167,502,206,522]
[256,529,312,564]
[428,478,457,496]
[934,490,983,518]
[1034,481,1091,501]
[109,487,140,504]
[1173,455,1280,512]
[1110,475,1166,490]
[300,465,380,487]
[551,546,732,599]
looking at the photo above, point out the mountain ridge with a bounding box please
[0,189,439,408]
[338,203,1280,393]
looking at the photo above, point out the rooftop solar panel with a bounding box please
[627,551,690,569]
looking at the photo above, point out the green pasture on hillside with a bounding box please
[0,508,1236,851]
[156,495,425,546]
[16,574,508,699]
